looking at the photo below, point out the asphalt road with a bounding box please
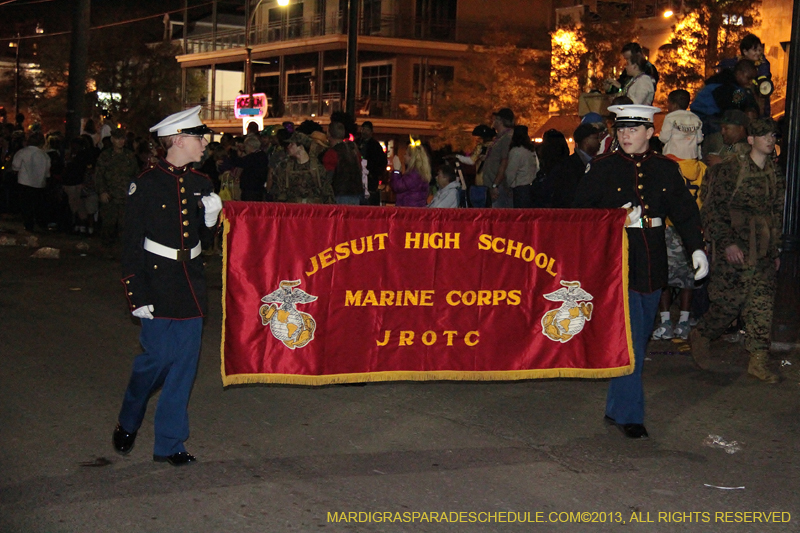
[1,226,799,533]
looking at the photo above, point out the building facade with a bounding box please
[176,0,553,135]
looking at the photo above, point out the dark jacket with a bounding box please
[329,142,363,196]
[550,151,589,208]
[121,158,216,319]
[573,150,704,293]
[230,150,269,193]
[359,137,387,190]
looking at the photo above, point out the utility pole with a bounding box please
[773,0,800,347]
[14,34,20,119]
[66,0,91,142]
[345,0,358,117]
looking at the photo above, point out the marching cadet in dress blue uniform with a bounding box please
[112,106,223,466]
[574,105,709,439]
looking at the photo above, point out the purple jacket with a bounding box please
[390,169,429,207]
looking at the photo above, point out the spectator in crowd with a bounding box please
[94,128,140,248]
[358,121,387,206]
[691,118,784,383]
[620,53,655,105]
[273,131,334,204]
[719,33,772,116]
[428,164,461,209]
[550,123,599,208]
[661,90,704,161]
[484,108,515,208]
[323,121,364,205]
[707,59,759,116]
[466,124,496,186]
[702,110,751,168]
[230,135,269,201]
[44,133,66,229]
[581,112,612,155]
[62,137,94,234]
[606,43,659,96]
[199,142,224,193]
[651,89,707,340]
[12,131,51,232]
[504,125,538,208]
[390,139,430,207]
[532,129,570,207]
[82,119,100,148]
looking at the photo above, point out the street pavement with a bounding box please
[1,224,799,533]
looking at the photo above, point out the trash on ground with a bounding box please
[781,360,792,367]
[69,287,82,291]
[76,242,90,251]
[704,484,745,490]
[79,457,112,467]
[30,247,60,259]
[703,434,742,454]
[0,236,17,246]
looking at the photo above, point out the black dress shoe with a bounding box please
[153,452,197,466]
[620,424,649,439]
[603,416,649,439]
[112,424,137,455]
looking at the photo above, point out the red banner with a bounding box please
[221,202,632,386]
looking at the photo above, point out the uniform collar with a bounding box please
[158,157,191,175]
[616,149,654,163]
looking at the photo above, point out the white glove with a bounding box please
[692,249,709,280]
[621,202,642,227]
[132,305,154,320]
[201,193,223,227]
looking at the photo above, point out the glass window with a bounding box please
[322,68,346,96]
[287,72,313,97]
[360,64,393,102]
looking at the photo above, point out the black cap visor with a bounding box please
[177,124,214,136]
[614,119,653,128]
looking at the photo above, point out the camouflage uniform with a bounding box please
[695,147,784,356]
[95,147,140,245]
[273,156,334,204]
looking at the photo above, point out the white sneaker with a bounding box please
[673,321,691,340]
[652,320,674,340]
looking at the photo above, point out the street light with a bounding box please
[663,9,674,17]
[245,0,288,107]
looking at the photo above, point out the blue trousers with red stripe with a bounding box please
[118,317,203,456]
[605,289,661,425]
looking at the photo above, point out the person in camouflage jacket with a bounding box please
[691,117,785,382]
[273,132,334,204]
[95,128,140,247]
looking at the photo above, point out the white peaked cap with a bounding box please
[149,105,212,137]
[608,104,661,126]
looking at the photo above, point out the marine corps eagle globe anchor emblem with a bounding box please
[259,280,318,349]
[541,281,594,343]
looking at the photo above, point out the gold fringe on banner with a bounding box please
[221,365,635,387]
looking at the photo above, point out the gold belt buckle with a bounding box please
[176,248,191,262]
[642,216,652,228]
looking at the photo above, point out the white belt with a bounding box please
[629,217,663,228]
[143,238,202,262]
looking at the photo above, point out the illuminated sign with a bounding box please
[234,93,268,119]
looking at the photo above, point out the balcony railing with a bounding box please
[180,14,541,55]
[193,94,442,122]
